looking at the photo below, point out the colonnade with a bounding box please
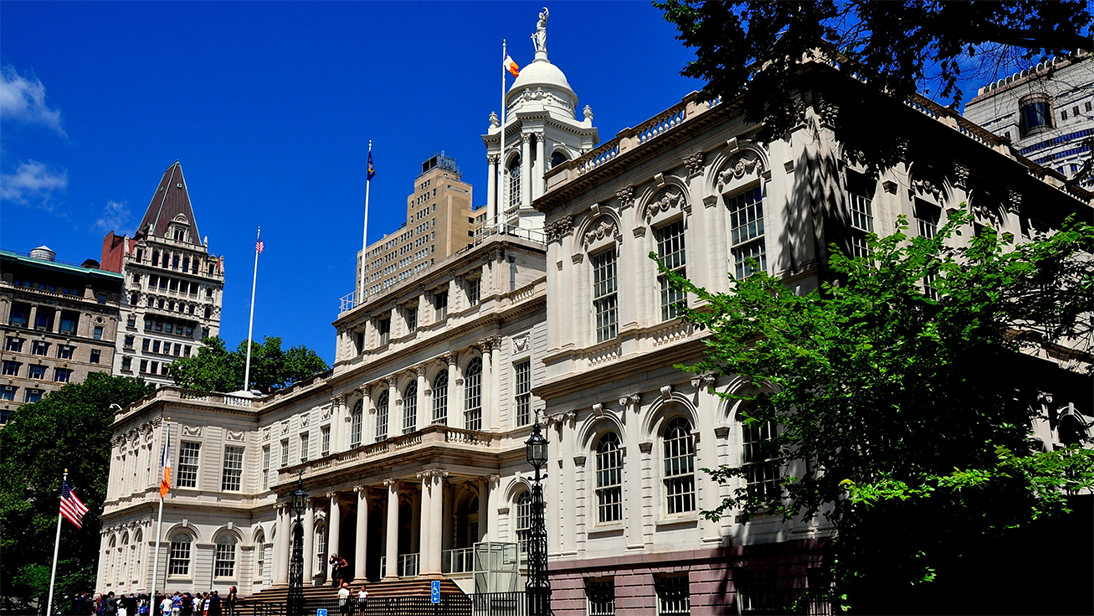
[271,472,504,585]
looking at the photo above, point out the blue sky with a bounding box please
[1,1,702,363]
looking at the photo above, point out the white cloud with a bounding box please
[0,160,68,209]
[94,200,132,234]
[0,65,66,136]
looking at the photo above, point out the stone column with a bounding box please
[417,472,433,574]
[480,339,493,431]
[328,493,341,569]
[521,133,533,209]
[490,337,502,431]
[622,395,644,550]
[353,486,368,583]
[429,471,445,575]
[415,366,426,432]
[534,132,546,200]
[302,499,315,583]
[331,394,346,455]
[387,381,398,439]
[383,479,400,579]
[560,412,576,554]
[445,353,458,426]
[487,474,501,543]
[486,154,498,228]
[275,504,289,585]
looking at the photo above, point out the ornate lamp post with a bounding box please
[525,413,550,616]
[288,475,308,616]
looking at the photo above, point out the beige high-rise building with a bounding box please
[100,161,225,387]
[355,154,476,301]
[0,246,124,423]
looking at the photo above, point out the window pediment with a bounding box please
[583,216,621,252]
[717,151,765,194]
[644,187,689,226]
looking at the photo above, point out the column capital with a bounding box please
[326,492,340,500]
[444,351,458,365]
[521,132,533,144]
[332,393,346,405]
[383,478,399,488]
[353,485,368,494]
[479,338,491,351]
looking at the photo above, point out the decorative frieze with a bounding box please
[717,152,764,191]
[584,217,620,249]
[616,186,634,209]
[181,424,202,437]
[644,188,687,222]
[683,152,705,177]
[226,430,246,443]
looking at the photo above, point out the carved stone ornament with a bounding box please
[181,424,202,437]
[300,413,310,427]
[583,217,620,249]
[816,98,839,126]
[261,426,271,441]
[616,186,634,209]
[321,405,332,420]
[545,215,574,243]
[717,152,763,191]
[660,385,673,399]
[645,187,686,222]
[953,162,970,190]
[592,403,604,417]
[1006,188,1022,213]
[281,421,290,435]
[911,177,943,202]
[489,111,499,128]
[226,430,245,443]
[684,152,705,177]
[513,333,530,353]
[583,104,593,123]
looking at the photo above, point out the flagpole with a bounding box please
[243,228,261,392]
[45,469,67,616]
[150,419,170,600]
[359,140,372,306]
[499,39,507,235]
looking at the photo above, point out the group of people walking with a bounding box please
[73,587,237,616]
[336,582,368,616]
[157,587,238,616]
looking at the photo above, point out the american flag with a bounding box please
[256,239,264,255]
[60,480,89,529]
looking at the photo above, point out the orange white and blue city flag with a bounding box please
[504,55,520,77]
[367,151,376,181]
[159,429,171,497]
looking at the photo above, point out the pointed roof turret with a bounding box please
[137,161,202,244]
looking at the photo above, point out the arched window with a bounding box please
[120,532,130,588]
[315,523,328,574]
[507,155,522,210]
[742,413,781,502]
[596,433,623,523]
[515,492,531,553]
[132,530,142,588]
[432,372,449,425]
[464,358,482,431]
[662,417,695,514]
[254,530,266,586]
[376,391,390,442]
[550,150,568,169]
[169,533,192,577]
[214,536,237,579]
[350,401,363,448]
[403,382,418,435]
[106,536,116,587]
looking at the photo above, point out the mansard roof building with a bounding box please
[96,14,1092,615]
[100,161,225,387]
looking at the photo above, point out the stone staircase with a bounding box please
[242,577,464,604]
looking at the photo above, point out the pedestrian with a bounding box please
[104,592,119,616]
[329,554,347,588]
[201,593,210,616]
[337,583,350,616]
[225,587,237,616]
[208,591,220,616]
[356,586,367,615]
[159,595,172,616]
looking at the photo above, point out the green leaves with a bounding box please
[169,335,329,393]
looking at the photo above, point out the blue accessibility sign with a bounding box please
[317,610,327,616]
[431,580,441,604]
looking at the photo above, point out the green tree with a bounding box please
[170,336,329,393]
[655,1,1093,171]
[0,373,153,613]
[658,209,1094,612]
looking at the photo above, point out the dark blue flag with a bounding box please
[367,151,375,181]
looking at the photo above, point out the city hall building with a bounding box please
[97,15,1093,615]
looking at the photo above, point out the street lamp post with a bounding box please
[288,475,308,616]
[524,413,550,616]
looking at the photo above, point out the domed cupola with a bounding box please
[483,7,599,235]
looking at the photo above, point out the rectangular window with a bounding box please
[656,219,687,321]
[514,360,532,427]
[121,356,132,371]
[169,537,190,576]
[434,290,448,320]
[32,341,49,356]
[58,345,74,360]
[586,579,616,616]
[9,303,30,327]
[299,433,310,462]
[35,310,54,331]
[321,425,331,457]
[5,337,24,352]
[378,317,391,346]
[728,187,767,279]
[848,191,874,259]
[592,250,618,343]
[0,386,16,401]
[262,445,271,490]
[466,277,481,307]
[152,341,161,354]
[1,361,19,376]
[178,442,201,488]
[93,326,104,340]
[90,349,101,364]
[280,439,289,467]
[139,359,148,373]
[53,368,72,383]
[124,336,134,349]
[24,389,42,404]
[221,446,244,491]
[656,574,691,616]
[405,306,418,333]
[737,570,777,614]
[214,540,235,579]
[59,311,78,335]
[29,364,46,379]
